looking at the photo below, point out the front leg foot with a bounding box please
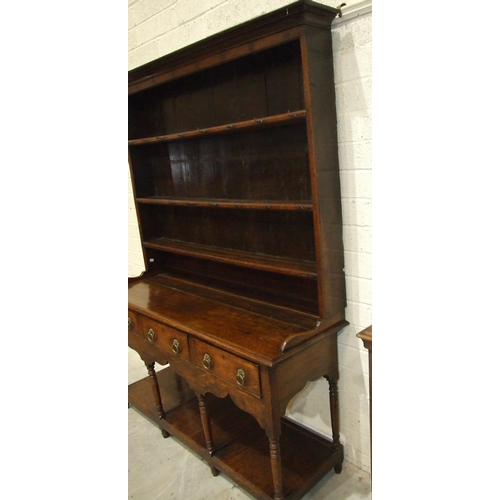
[334,463,343,474]
[161,428,170,439]
[146,362,166,420]
[269,438,284,500]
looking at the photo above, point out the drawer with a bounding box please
[128,310,140,337]
[140,317,189,361]
[192,339,260,397]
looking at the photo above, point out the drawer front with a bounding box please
[128,310,140,337]
[192,339,260,397]
[140,317,189,361]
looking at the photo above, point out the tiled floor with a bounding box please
[128,349,371,499]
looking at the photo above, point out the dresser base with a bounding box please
[129,366,343,500]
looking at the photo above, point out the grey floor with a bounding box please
[128,349,371,500]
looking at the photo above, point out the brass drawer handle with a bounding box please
[236,368,246,386]
[172,338,180,354]
[147,328,156,343]
[128,317,132,328]
[202,353,212,370]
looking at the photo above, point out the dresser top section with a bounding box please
[129,0,340,94]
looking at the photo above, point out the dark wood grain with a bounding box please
[128,2,346,499]
[129,368,342,500]
[140,251,321,315]
[129,43,304,139]
[129,122,311,201]
[300,25,346,318]
[136,197,313,210]
[129,277,308,363]
[142,237,316,278]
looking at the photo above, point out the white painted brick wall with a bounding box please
[334,10,372,472]
[128,0,372,473]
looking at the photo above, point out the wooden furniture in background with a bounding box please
[357,325,372,462]
[128,2,347,499]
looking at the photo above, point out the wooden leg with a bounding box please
[269,437,284,500]
[197,394,219,477]
[146,362,170,438]
[327,377,341,448]
[326,376,343,473]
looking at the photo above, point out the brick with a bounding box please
[206,2,244,35]
[135,15,161,44]
[338,323,367,349]
[128,223,141,239]
[344,250,372,280]
[128,28,138,52]
[338,343,370,375]
[205,0,291,36]
[130,0,176,28]
[340,404,371,437]
[333,46,372,83]
[129,250,145,267]
[128,39,159,70]
[336,379,370,417]
[342,441,371,472]
[342,225,372,253]
[345,275,372,305]
[340,170,371,199]
[338,140,372,170]
[156,31,181,58]
[338,365,369,398]
[128,7,137,30]
[331,11,372,53]
[128,193,135,208]
[153,7,181,40]
[335,77,372,112]
[341,199,372,227]
[338,366,370,404]
[339,428,370,459]
[157,10,212,56]
[128,236,143,254]
[129,263,145,277]
[345,300,372,329]
[336,112,372,142]
[174,0,217,25]
[340,424,370,454]
[128,206,140,225]
[168,15,209,53]
[128,192,138,209]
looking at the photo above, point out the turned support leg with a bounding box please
[197,394,219,477]
[146,362,170,438]
[326,376,342,473]
[269,437,284,500]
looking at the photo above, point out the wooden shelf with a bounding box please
[143,238,317,278]
[213,419,341,500]
[128,4,347,498]
[128,110,307,146]
[136,197,313,211]
[128,367,342,500]
[150,273,318,331]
